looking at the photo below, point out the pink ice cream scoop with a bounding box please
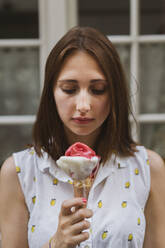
[65,142,96,158]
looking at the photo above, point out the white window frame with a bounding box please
[0,0,76,126]
[108,0,165,139]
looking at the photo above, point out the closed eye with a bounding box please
[62,88,106,95]
[91,89,106,95]
[62,88,76,94]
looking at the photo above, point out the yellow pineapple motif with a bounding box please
[125,182,130,188]
[32,196,36,204]
[16,166,21,173]
[98,200,103,208]
[50,199,56,206]
[135,168,139,175]
[89,228,92,235]
[146,159,150,165]
[138,217,141,225]
[33,176,36,182]
[128,233,133,241]
[29,150,35,155]
[84,246,90,248]
[118,163,121,169]
[121,201,127,208]
[102,231,108,240]
[31,225,35,233]
[53,178,58,185]
[68,180,73,185]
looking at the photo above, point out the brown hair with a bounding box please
[33,26,137,164]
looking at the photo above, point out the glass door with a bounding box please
[0,0,39,165]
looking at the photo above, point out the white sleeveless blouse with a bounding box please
[13,145,150,248]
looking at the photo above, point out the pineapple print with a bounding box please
[121,201,127,208]
[16,166,21,173]
[138,217,141,225]
[98,200,103,208]
[128,233,133,241]
[53,178,58,185]
[102,231,108,240]
[31,225,35,233]
[32,196,36,204]
[135,168,139,175]
[125,182,130,188]
[29,149,35,155]
[50,199,56,206]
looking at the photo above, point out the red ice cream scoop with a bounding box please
[64,142,100,179]
[65,142,96,159]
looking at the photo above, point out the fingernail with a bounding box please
[82,198,87,203]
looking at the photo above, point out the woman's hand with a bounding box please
[51,197,93,248]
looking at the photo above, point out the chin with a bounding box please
[70,126,101,137]
[64,123,102,138]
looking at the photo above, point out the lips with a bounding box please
[72,117,94,124]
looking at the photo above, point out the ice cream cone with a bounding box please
[56,142,100,203]
[73,177,93,199]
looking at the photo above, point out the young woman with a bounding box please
[0,26,165,248]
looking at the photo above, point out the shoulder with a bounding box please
[0,156,27,218]
[0,156,24,200]
[0,157,29,247]
[147,149,165,175]
[0,156,26,222]
[147,149,165,169]
[146,149,165,192]
[13,147,39,174]
[0,156,17,182]
[143,150,165,247]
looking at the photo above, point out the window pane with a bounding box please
[0,125,33,166]
[139,44,165,113]
[78,0,130,35]
[115,44,130,83]
[140,0,165,34]
[0,0,38,38]
[140,123,165,159]
[0,47,40,115]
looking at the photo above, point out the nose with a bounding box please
[76,90,91,114]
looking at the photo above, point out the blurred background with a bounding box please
[0,0,165,168]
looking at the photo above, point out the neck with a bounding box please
[64,128,100,149]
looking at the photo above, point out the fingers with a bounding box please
[70,207,93,225]
[61,197,87,216]
[71,219,91,235]
[62,231,90,247]
[56,198,93,247]
[59,207,93,235]
[70,231,90,245]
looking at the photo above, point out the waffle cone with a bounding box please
[73,177,92,199]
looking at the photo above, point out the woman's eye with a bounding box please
[91,88,106,95]
[62,88,76,94]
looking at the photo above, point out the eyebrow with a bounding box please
[57,79,107,83]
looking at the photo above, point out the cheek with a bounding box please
[54,92,64,116]
[95,97,110,116]
[54,91,73,118]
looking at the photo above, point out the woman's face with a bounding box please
[53,51,110,143]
